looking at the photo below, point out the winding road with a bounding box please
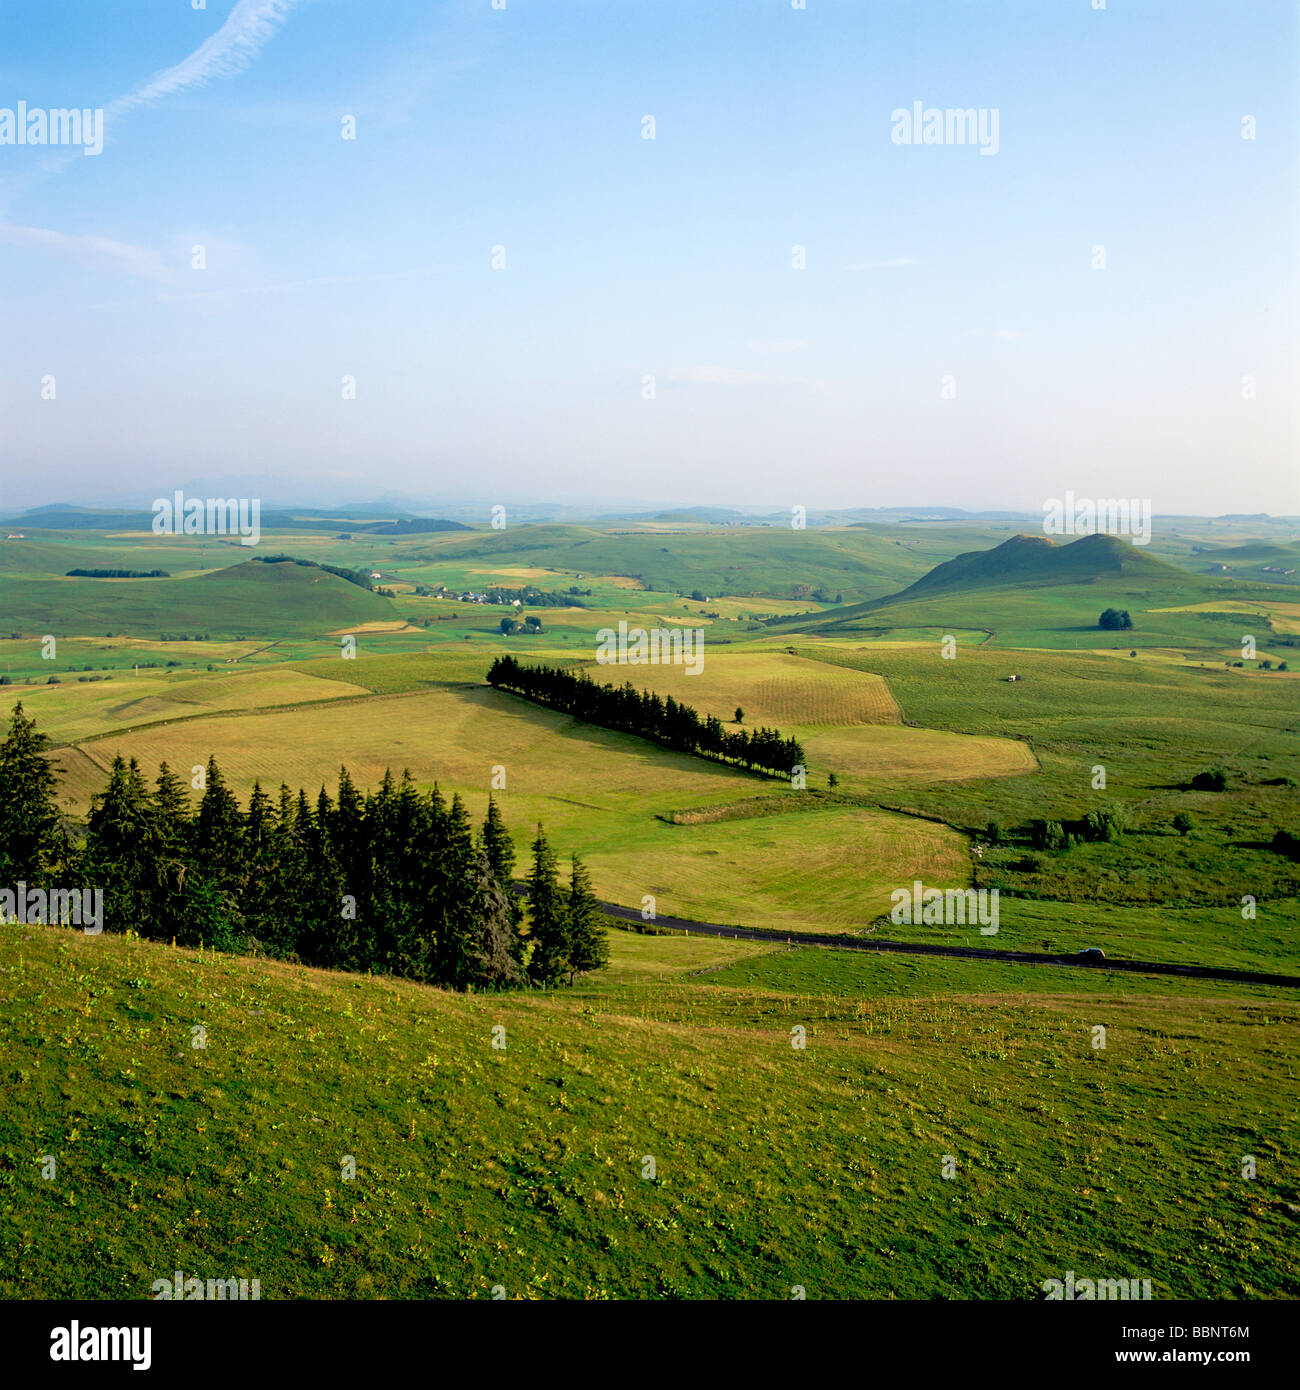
[538,890,1300,989]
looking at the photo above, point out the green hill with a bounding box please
[767,534,1292,649]
[2,921,1296,1299]
[0,557,397,639]
[392,523,995,604]
[894,533,1181,597]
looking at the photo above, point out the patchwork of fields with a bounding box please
[2,516,1299,1307]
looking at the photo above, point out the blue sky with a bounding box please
[0,0,1296,514]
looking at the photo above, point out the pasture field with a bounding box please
[53,684,968,934]
[15,668,371,744]
[779,575,1300,652]
[1,923,1296,1299]
[578,648,902,729]
[0,634,267,681]
[856,895,1300,975]
[0,560,398,639]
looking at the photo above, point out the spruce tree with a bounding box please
[465,847,527,989]
[566,856,610,983]
[526,826,569,986]
[0,702,63,883]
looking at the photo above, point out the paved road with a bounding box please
[512,886,1300,988]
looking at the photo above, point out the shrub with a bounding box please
[1030,819,1067,851]
[1172,812,1194,836]
[1084,805,1127,842]
[1190,767,1228,792]
[1099,608,1133,630]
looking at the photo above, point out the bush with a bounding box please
[986,820,1002,845]
[1084,805,1127,842]
[1272,829,1300,862]
[1030,819,1067,851]
[1172,811,1194,836]
[1190,767,1228,792]
[1099,608,1133,630]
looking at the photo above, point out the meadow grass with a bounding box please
[2,923,1295,1300]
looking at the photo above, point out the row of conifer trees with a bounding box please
[486,655,806,776]
[0,701,607,990]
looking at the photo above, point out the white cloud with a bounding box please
[107,0,301,118]
[0,223,173,282]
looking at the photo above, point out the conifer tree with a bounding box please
[464,847,527,988]
[526,826,570,985]
[566,856,610,982]
[0,701,63,883]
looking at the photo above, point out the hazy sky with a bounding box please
[1,0,1296,515]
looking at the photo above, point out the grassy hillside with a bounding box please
[896,534,1181,595]
[771,533,1300,651]
[379,524,977,605]
[2,923,1296,1299]
[0,558,397,640]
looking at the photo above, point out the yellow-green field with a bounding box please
[52,680,971,933]
[21,667,371,743]
[576,649,901,728]
[803,723,1038,785]
[574,802,970,930]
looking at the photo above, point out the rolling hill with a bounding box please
[765,533,1299,648]
[895,533,1181,595]
[0,556,398,639]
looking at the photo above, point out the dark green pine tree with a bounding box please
[566,856,610,983]
[195,757,243,882]
[526,826,570,986]
[183,758,244,949]
[146,762,193,939]
[479,795,520,923]
[241,781,277,945]
[152,762,191,844]
[433,793,478,987]
[85,755,156,930]
[331,766,374,971]
[387,770,429,977]
[464,847,527,989]
[0,701,63,883]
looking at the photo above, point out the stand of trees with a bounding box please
[66,568,170,578]
[1099,608,1133,630]
[486,656,805,777]
[0,702,605,992]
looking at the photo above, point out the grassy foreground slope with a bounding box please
[1,924,1296,1299]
